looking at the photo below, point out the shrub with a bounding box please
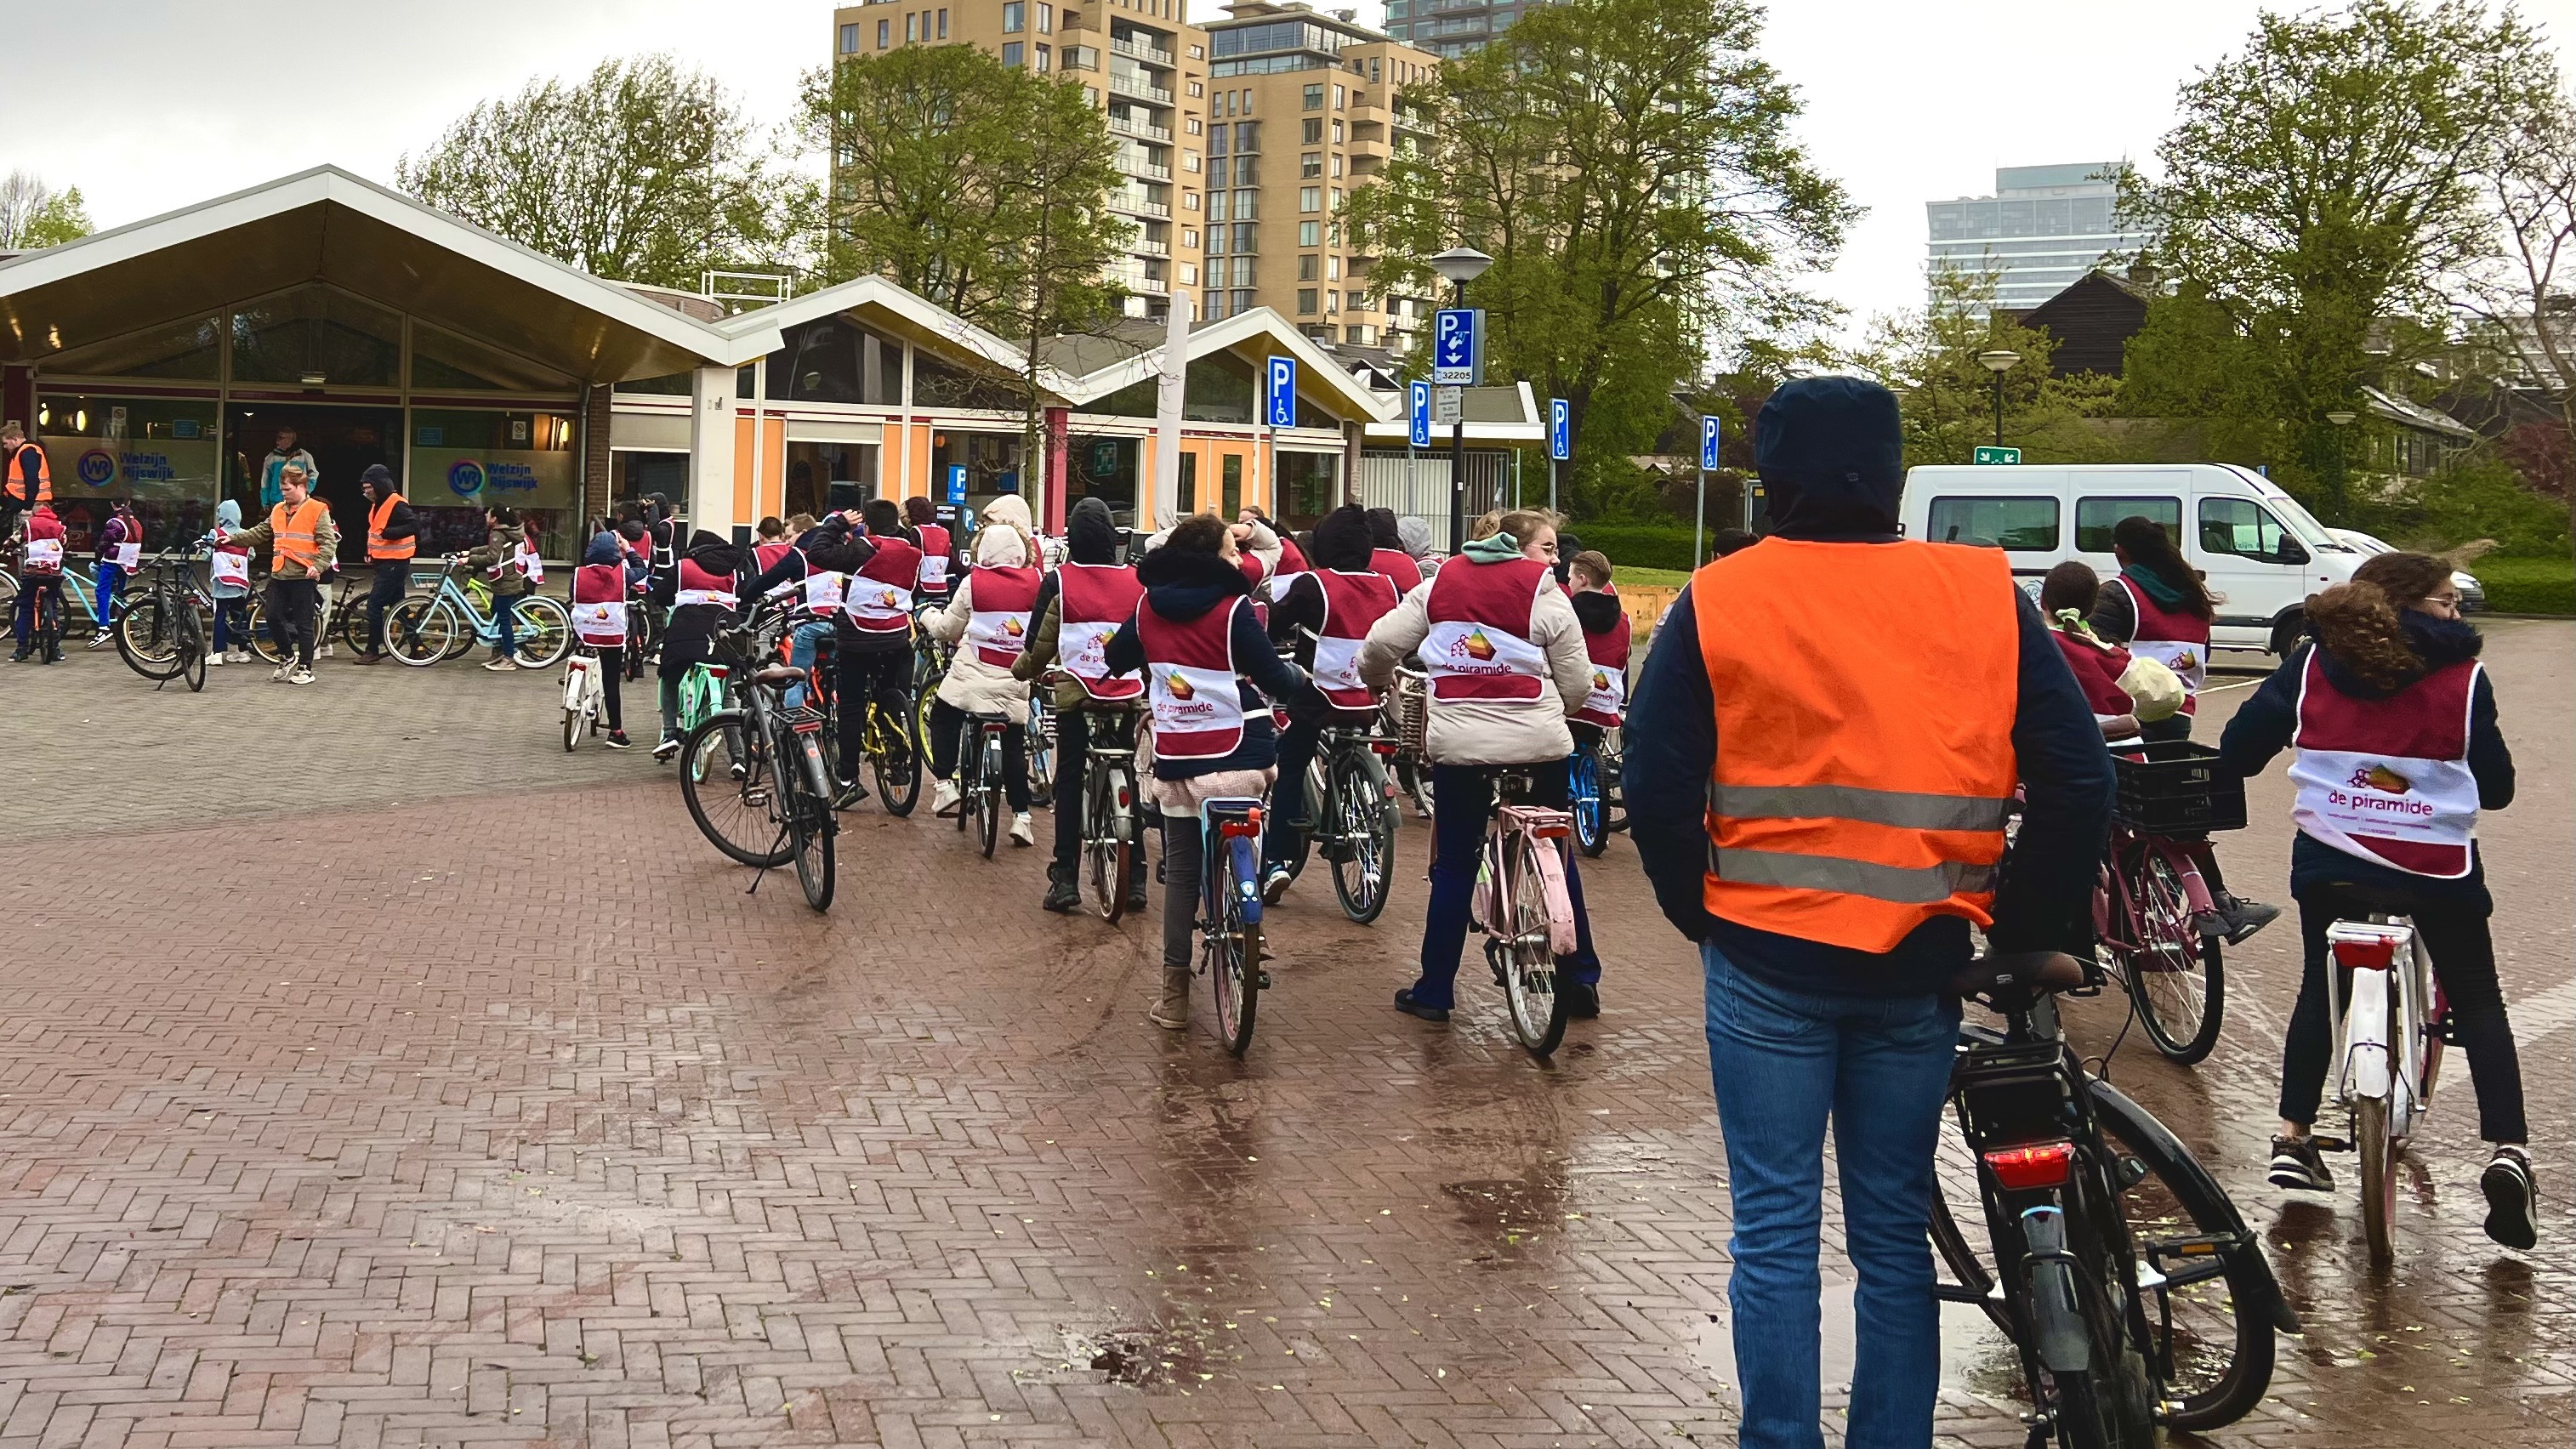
[2353,457,2573,560]
[2471,556,2575,617]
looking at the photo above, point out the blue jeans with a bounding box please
[492,590,518,659]
[1703,942,1959,1449]
[1406,759,1599,1010]
[783,618,833,710]
[94,562,125,630]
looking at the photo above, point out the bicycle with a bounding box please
[1027,688,1057,806]
[678,620,838,912]
[1931,952,2295,1447]
[1043,673,1146,923]
[561,646,609,751]
[1386,666,1436,818]
[114,548,211,692]
[383,558,571,669]
[1469,769,1581,1057]
[952,709,1014,858]
[1569,726,1626,859]
[1188,793,1270,1055]
[850,672,924,816]
[2095,742,2251,1065]
[1304,718,1401,923]
[2315,890,2448,1267]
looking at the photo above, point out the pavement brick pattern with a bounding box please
[0,625,2564,1447]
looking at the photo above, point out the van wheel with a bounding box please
[2268,611,2307,659]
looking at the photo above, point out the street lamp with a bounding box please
[1976,349,2022,450]
[1429,247,1493,553]
[2326,408,2358,522]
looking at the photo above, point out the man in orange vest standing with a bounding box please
[2,420,50,537]
[352,464,418,663]
[1626,378,2113,1447]
[213,463,339,684]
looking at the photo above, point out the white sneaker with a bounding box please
[319,644,333,659]
[231,649,251,664]
[206,651,225,668]
[481,656,517,673]
[87,630,111,651]
[270,663,291,682]
[1009,811,1036,846]
[287,667,316,686]
[932,779,963,816]
[651,737,682,762]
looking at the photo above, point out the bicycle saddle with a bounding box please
[748,663,807,687]
[1948,950,2089,1000]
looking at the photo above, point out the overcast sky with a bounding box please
[8,0,2568,346]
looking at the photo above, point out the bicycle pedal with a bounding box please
[2114,1155,2148,1190]
[1256,972,1272,990]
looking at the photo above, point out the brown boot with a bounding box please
[1149,965,1191,1030]
[351,651,383,666]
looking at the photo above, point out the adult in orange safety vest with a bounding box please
[2,423,51,525]
[1623,377,2113,1448]
[210,464,339,682]
[353,464,418,663]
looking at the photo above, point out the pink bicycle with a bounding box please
[1470,768,1581,1058]
[2095,742,2248,1064]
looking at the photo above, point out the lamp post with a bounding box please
[2326,408,2358,523]
[1430,245,1493,554]
[1976,349,2022,451]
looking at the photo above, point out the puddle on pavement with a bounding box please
[1019,1324,1214,1389]
[1692,1277,2023,1415]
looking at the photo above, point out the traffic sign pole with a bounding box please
[1434,307,1482,554]
[1695,416,1721,568]
[1548,397,1569,518]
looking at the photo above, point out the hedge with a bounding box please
[1556,523,1706,572]
[2471,556,2575,617]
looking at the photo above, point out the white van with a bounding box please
[1899,463,2365,656]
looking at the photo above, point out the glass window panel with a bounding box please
[1927,495,2058,550]
[2198,497,2292,562]
[2074,495,2181,553]
[410,406,581,558]
[768,317,903,405]
[911,350,1022,410]
[230,286,401,388]
[40,314,220,380]
[411,322,579,394]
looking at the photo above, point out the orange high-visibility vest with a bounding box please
[1692,539,2021,953]
[270,497,330,572]
[3,440,50,503]
[367,493,416,560]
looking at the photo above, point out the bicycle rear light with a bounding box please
[1531,821,1570,839]
[2329,931,2403,970]
[1370,741,1399,755]
[1982,1141,2077,1190]
[1217,809,1263,839]
[791,719,822,735]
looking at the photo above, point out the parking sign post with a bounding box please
[1407,381,1430,526]
[1432,310,1483,553]
[1696,415,1721,567]
[1549,398,1569,516]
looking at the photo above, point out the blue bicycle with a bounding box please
[383,555,571,669]
[1187,794,1268,1055]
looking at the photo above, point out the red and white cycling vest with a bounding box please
[1423,556,1550,703]
[20,511,64,575]
[2288,652,2481,878]
[916,523,953,595]
[106,515,142,571]
[1057,560,1146,702]
[1309,568,1397,711]
[570,562,629,647]
[2049,628,2146,755]
[210,531,252,589]
[964,565,1041,666]
[1372,547,1423,597]
[844,538,923,634]
[1575,586,1628,729]
[753,542,801,599]
[1142,594,1248,759]
[2118,574,2209,714]
[674,557,738,611]
[1274,533,1309,577]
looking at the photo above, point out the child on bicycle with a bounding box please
[1101,514,1322,1029]
[648,528,746,759]
[1015,497,1148,913]
[1257,503,1396,900]
[1565,548,1627,742]
[88,499,141,650]
[208,498,253,664]
[571,531,634,748]
[923,515,1043,844]
[463,505,534,673]
[2217,550,2532,1248]
[9,502,66,664]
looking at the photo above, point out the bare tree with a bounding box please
[2459,82,2575,443]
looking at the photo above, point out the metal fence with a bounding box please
[1355,448,1515,542]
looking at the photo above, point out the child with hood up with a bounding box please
[208,498,254,664]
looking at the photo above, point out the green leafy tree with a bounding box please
[2117,0,2558,520]
[1345,0,1852,518]
[802,44,1129,512]
[1855,266,2120,469]
[397,55,801,293]
[0,171,90,249]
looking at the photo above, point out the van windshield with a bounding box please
[2266,493,2342,549]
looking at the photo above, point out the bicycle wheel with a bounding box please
[1085,764,1134,925]
[975,732,1003,859]
[1204,831,1261,1056]
[2129,848,2224,1064]
[871,701,924,816]
[1571,749,1608,857]
[1496,833,1570,1057]
[179,610,208,692]
[116,593,187,680]
[338,594,378,655]
[242,598,287,665]
[385,599,458,667]
[680,712,794,867]
[2054,1181,2159,1449]
[1027,701,1055,803]
[1328,749,1396,925]
[37,587,61,662]
[512,596,573,668]
[2357,1094,2396,1267]
[787,726,838,912]
[563,706,584,753]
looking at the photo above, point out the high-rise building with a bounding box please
[1380,0,1524,57]
[829,0,1438,348]
[1925,163,2156,314]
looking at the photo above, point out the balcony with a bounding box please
[1109,33,1178,68]
[1061,44,1099,71]
[1106,111,1172,143]
[1110,189,1173,219]
[1123,160,1174,181]
[1133,236,1171,257]
[1107,70,1174,105]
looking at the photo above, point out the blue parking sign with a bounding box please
[1700,415,1722,471]
[1409,381,1432,447]
[1432,308,1482,384]
[1550,398,1570,462]
[945,463,968,504]
[1265,355,1298,428]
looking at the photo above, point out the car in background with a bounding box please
[2329,528,2484,612]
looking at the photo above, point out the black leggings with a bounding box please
[928,697,1031,810]
[2279,883,2526,1145]
[836,645,914,780]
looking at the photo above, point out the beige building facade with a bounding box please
[830,0,1436,349]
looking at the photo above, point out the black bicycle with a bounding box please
[1569,725,1625,858]
[114,548,210,692]
[1305,719,1400,923]
[951,708,1014,859]
[679,613,839,912]
[1932,952,2293,1447]
[1049,683,1146,923]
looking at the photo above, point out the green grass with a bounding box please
[2472,555,2574,617]
[1613,565,1694,589]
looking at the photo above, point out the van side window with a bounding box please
[2075,496,2181,552]
[2199,497,2296,563]
[1928,496,2057,550]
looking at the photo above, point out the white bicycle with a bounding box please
[2322,903,2448,1267]
[561,647,610,752]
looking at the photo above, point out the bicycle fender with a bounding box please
[2342,968,2394,1100]
[2016,1206,2095,1374]
[2085,1077,2301,1335]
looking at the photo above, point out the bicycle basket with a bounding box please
[1393,669,1429,756]
[2112,741,2247,834]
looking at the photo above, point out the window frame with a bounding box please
[2197,496,2299,564]
[1925,494,2060,552]
[2073,495,2182,554]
